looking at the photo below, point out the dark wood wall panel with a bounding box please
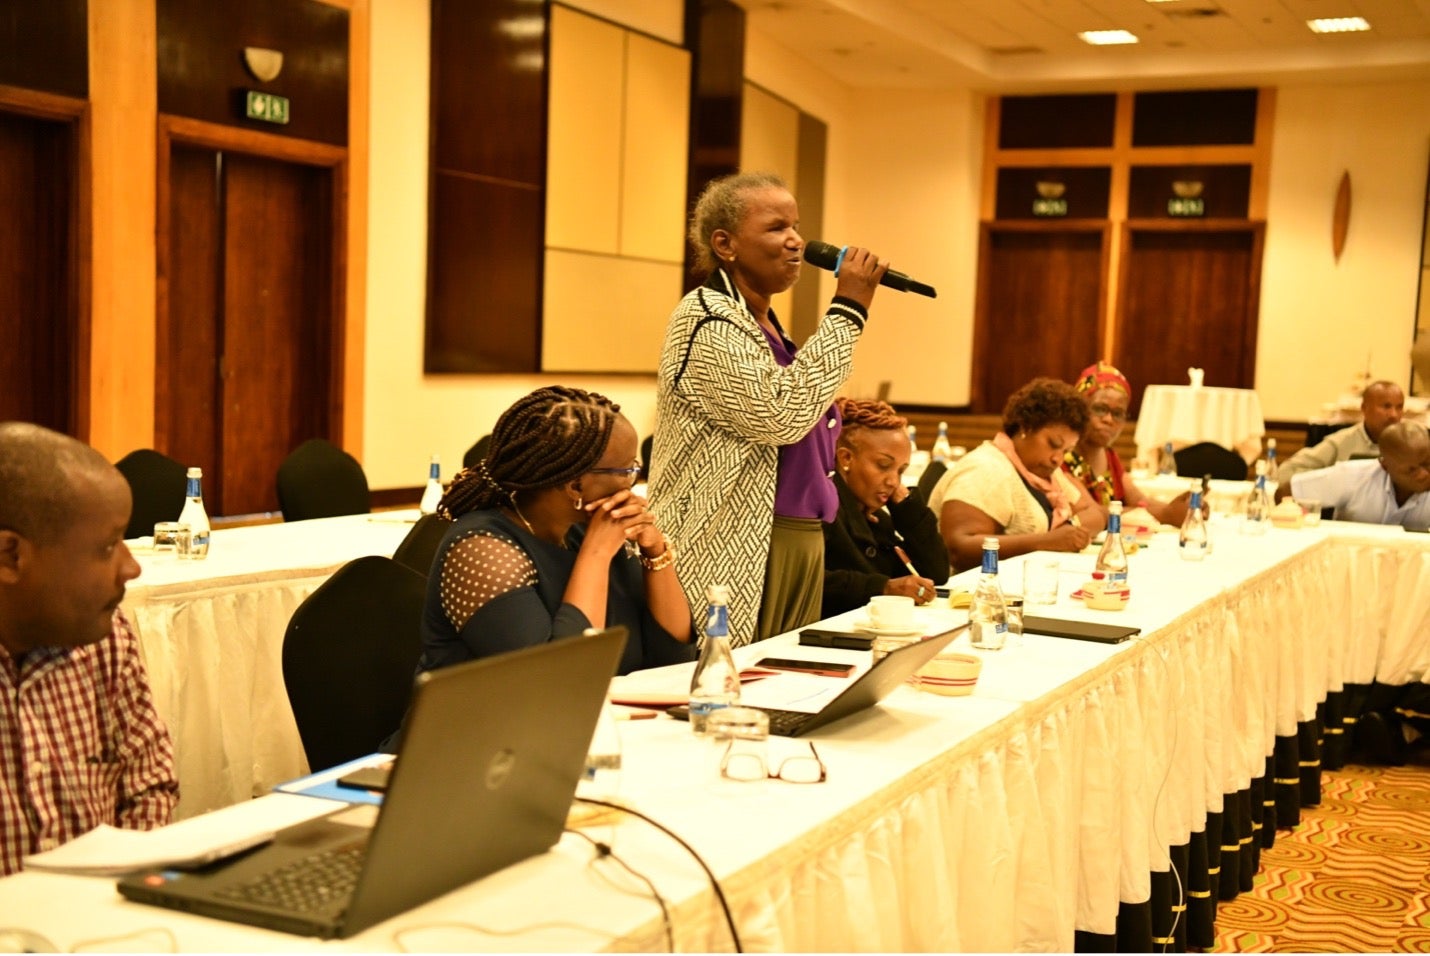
[1115,227,1263,416]
[426,173,541,373]
[683,0,745,290]
[1131,89,1258,147]
[1128,165,1251,220]
[431,0,546,184]
[158,0,348,145]
[0,111,75,431]
[998,94,1116,150]
[995,166,1111,220]
[974,227,1105,413]
[425,0,547,373]
[164,145,223,477]
[0,0,87,98]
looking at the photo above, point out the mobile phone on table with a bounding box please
[336,760,395,793]
[798,629,874,651]
[754,657,856,678]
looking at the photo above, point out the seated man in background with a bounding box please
[1278,380,1404,482]
[821,397,949,618]
[0,422,178,876]
[1276,421,1430,528]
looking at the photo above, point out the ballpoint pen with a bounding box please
[894,545,928,600]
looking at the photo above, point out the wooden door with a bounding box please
[972,224,1107,413]
[162,145,335,516]
[0,110,76,432]
[1114,224,1263,417]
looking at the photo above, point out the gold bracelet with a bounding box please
[639,537,676,572]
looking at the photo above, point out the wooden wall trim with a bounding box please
[341,0,368,458]
[158,114,347,166]
[87,0,156,459]
[0,84,86,121]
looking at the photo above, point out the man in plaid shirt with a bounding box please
[0,423,178,875]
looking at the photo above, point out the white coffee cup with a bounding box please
[867,595,915,632]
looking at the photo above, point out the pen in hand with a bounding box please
[893,545,920,579]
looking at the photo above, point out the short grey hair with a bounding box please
[687,171,790,278]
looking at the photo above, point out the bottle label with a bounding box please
[1105,570,1128,585]
[705,605,729,639]
[1107,515,1121,534]
[980,550,998,576]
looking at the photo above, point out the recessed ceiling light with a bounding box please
[1307,17,1371,34]
[1078,30,1140,45]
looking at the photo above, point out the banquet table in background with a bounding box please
[1134,384,1266,467]
[123,512,417,818]
[7,524,1427,952]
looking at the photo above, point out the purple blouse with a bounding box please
[760,319,841,522]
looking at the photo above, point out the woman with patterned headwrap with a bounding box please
[1064,360,1194,528]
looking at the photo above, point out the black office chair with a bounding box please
[275,438,370,521]
[462,434,492,470]
[916,459,948,505]
[391,513,453,578]
[282,555,427,772]
[640,434,654,480]
[114,449,188,539]
[1173,442,1249,481]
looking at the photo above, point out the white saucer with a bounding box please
[853,619,923,638]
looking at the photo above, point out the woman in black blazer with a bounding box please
[821,398,950,618]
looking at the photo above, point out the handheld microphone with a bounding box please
[802,240,937,299]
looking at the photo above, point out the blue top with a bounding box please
[417,509,695,677]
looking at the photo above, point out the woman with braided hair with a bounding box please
[820,398,949,618]
[416,386,693,679]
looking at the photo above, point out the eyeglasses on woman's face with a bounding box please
[586,462,642,482]
[1088,402,1128,422]
[720,740,827,783]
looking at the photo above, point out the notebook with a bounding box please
[672,624,964,736]
[117,627,627,939]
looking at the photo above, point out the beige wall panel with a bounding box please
[542,249,677,372]
[741,83,800,326]
[547,5,623,254]
[620,32,689,263]
[561,0,683,45]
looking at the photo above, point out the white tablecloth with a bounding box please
[6,527,1427,952]
[1134,384,1266,466]
[123,512,417,818]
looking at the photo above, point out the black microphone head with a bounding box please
[802,241,842,270]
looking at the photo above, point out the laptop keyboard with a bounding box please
[762,708,812,736]
[215,841,366,914]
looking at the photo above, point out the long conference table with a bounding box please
[1,519,1428,951]
[121,512,417,818]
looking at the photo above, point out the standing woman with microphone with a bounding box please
[649,171,888,646]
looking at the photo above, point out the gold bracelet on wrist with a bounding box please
[639,537,676,572]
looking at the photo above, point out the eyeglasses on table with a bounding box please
[720,740,827,784]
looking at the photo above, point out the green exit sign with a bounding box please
[245,90,290,125]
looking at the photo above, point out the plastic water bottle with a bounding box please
[907,424,918,458]
[689,585,738,735]
[419,454,443,515]
[1243,460,1271,535]
[1159,441,1177,476]
[931,422,952,463]
[178,467,210,559]
[969,537,1008,651]
[1179,483,1209,561]
[1096,501,1129,586]
[1264,438,1279,484]
[1201,474,1216,554]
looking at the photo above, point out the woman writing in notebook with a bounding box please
[417,386,694,677]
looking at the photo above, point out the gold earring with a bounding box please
[575,495,583,510]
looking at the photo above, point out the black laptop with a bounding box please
[118,627,626,939]
[674,625,964,736]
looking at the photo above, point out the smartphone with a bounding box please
[336,760,395,793]
[754,657,856,678]
[798,629,874,651]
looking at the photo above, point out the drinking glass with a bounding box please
[153,521,188,555]
[1296,498,1323,526]
[1023,557,1060,605]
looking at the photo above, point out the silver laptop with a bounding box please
[117,627,626,939]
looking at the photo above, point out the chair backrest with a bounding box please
[282,555,427,771]
[114,449,189,539]
[276,438,370,521]
[916,459,949,505]
[462,434,492,470]
[1173,442,1249,481]
[391,513,453,578]
[639,434,654,480]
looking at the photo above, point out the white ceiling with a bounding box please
[736,0,1430,91]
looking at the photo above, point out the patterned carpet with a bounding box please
[1212,758,1430,952]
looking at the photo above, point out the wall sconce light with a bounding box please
[243,47,284,83]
